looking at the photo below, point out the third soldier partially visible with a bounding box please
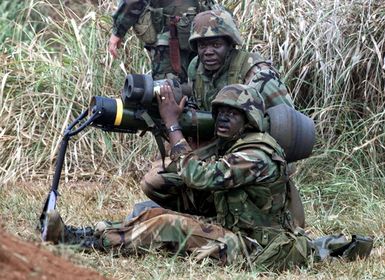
[109,0,221,82]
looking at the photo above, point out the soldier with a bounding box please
[140,10,305,228]
[108,0,220,82]
[46,84,310,270]
[187,10,293,110]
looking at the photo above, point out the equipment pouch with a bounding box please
[252,231,309,271]
[213,191,228,227]
[176,14,194,50]
[151,8,164,33]
[133,8,158,45]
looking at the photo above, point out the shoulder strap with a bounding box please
[190,57,205,107]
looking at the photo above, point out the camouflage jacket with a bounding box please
[188,49,294,110]
[112,0,215,41]
[112,0,217,81]
[173,132,290,244]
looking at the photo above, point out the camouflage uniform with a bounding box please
[187,10,294,110]
[97,85,309,270]
[141,10,305,228]
[96,207,242,265]
[144,85,294,231]
[112,0,219,82]
[46,85,371,268]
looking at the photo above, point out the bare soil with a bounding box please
[0,227,107,280]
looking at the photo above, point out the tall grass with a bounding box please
[0,0,156,186]
[1,0,383,184]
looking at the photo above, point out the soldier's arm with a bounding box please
[112,0,149,38]
[245,63,294,109]
[177,148,280,191]
[156,84,193,158]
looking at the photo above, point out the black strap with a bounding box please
[138,110,167,170]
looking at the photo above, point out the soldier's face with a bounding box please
[197,37,232,71]
[215,105,246,139]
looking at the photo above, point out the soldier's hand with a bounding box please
[157,84,187,127]
[108,34,122,58]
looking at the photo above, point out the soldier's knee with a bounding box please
[156,213,180,227]
[140,169,165,194]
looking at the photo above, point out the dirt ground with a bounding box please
[0,226,107,280]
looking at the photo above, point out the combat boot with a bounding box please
[46,209,96,247]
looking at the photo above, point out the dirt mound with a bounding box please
[0,229,107,280]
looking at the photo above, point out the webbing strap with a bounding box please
[169,16,181,75]
[227,51,250,84]
[138,111,167,170]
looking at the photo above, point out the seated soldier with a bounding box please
[45,84,310,270]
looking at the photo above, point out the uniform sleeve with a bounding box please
[178,148,279,191]
[246,62,294,109]
[112,0,148,38]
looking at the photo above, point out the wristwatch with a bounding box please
[167,124,182,133]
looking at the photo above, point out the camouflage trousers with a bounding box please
[140,160,305,228]
[94,208,309,270]
[95,207,309,270]
[96,207,242,265]
[140,159,216,217]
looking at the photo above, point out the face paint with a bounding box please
[215,105,246,139]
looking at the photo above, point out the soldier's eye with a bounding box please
[229,109,241,116]
[198,42,207,48]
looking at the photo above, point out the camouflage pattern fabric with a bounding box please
[176,132,291,233]
[95,207,308,270]
[184,10,303,227]
[148,47,194,81]
[141,158,217,217]
[143,85,294,237]
[188,10,243,51]
[112,0,219,81]
[188,49,294,110]
[96,207,242,265]
[112,0,216,39]
[112,0,148,38]
[211,84,265,131]
[187,10,293,110]
[89,85,308,270]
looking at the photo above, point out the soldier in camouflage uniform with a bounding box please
[187,10,293,110]
[141,10,305,228]
[46,84,310,270]
[109,0,220,82]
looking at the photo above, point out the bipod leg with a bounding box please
[39,109,101,240]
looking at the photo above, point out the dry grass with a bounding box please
[1,0,384,279]
[1,180,384,279]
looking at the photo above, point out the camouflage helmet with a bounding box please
[211,84,265,131]
[189,10,243,52]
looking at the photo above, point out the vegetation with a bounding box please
[0,0,384,279]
